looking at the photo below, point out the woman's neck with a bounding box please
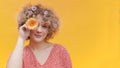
[29,39,49,51]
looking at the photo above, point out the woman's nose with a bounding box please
[36,26,42,33]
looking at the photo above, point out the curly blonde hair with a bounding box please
[17,3,60,41]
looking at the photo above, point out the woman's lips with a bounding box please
[34,34,42,38]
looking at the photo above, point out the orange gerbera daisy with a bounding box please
[26,18,38,30]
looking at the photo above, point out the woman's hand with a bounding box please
[19,24,30,41]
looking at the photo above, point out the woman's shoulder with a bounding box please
[54,43,66,50]
[53,43,71,61]
[53,43,69,54]
[23,45,29,51]
[23,45,31,55]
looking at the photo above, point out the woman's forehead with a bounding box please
[35,14,50,24]
[36,14,43,23]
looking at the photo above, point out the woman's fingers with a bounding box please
[19,24,30,40]
[20,24,27,31]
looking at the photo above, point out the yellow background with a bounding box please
[0,0,120,68]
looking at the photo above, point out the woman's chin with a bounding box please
[33,37,44,42]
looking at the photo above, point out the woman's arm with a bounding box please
[7,37,24,68]
[7,24,30,68]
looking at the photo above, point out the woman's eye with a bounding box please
[42,25,48,28]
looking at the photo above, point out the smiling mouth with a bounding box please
[34,34,42,38]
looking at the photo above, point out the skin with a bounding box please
[7,17,54,68]
[29,20,54,65]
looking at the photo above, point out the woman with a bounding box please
[7,3,72,68]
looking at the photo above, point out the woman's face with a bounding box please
[30,16,49,42]
[30,22,49,42]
